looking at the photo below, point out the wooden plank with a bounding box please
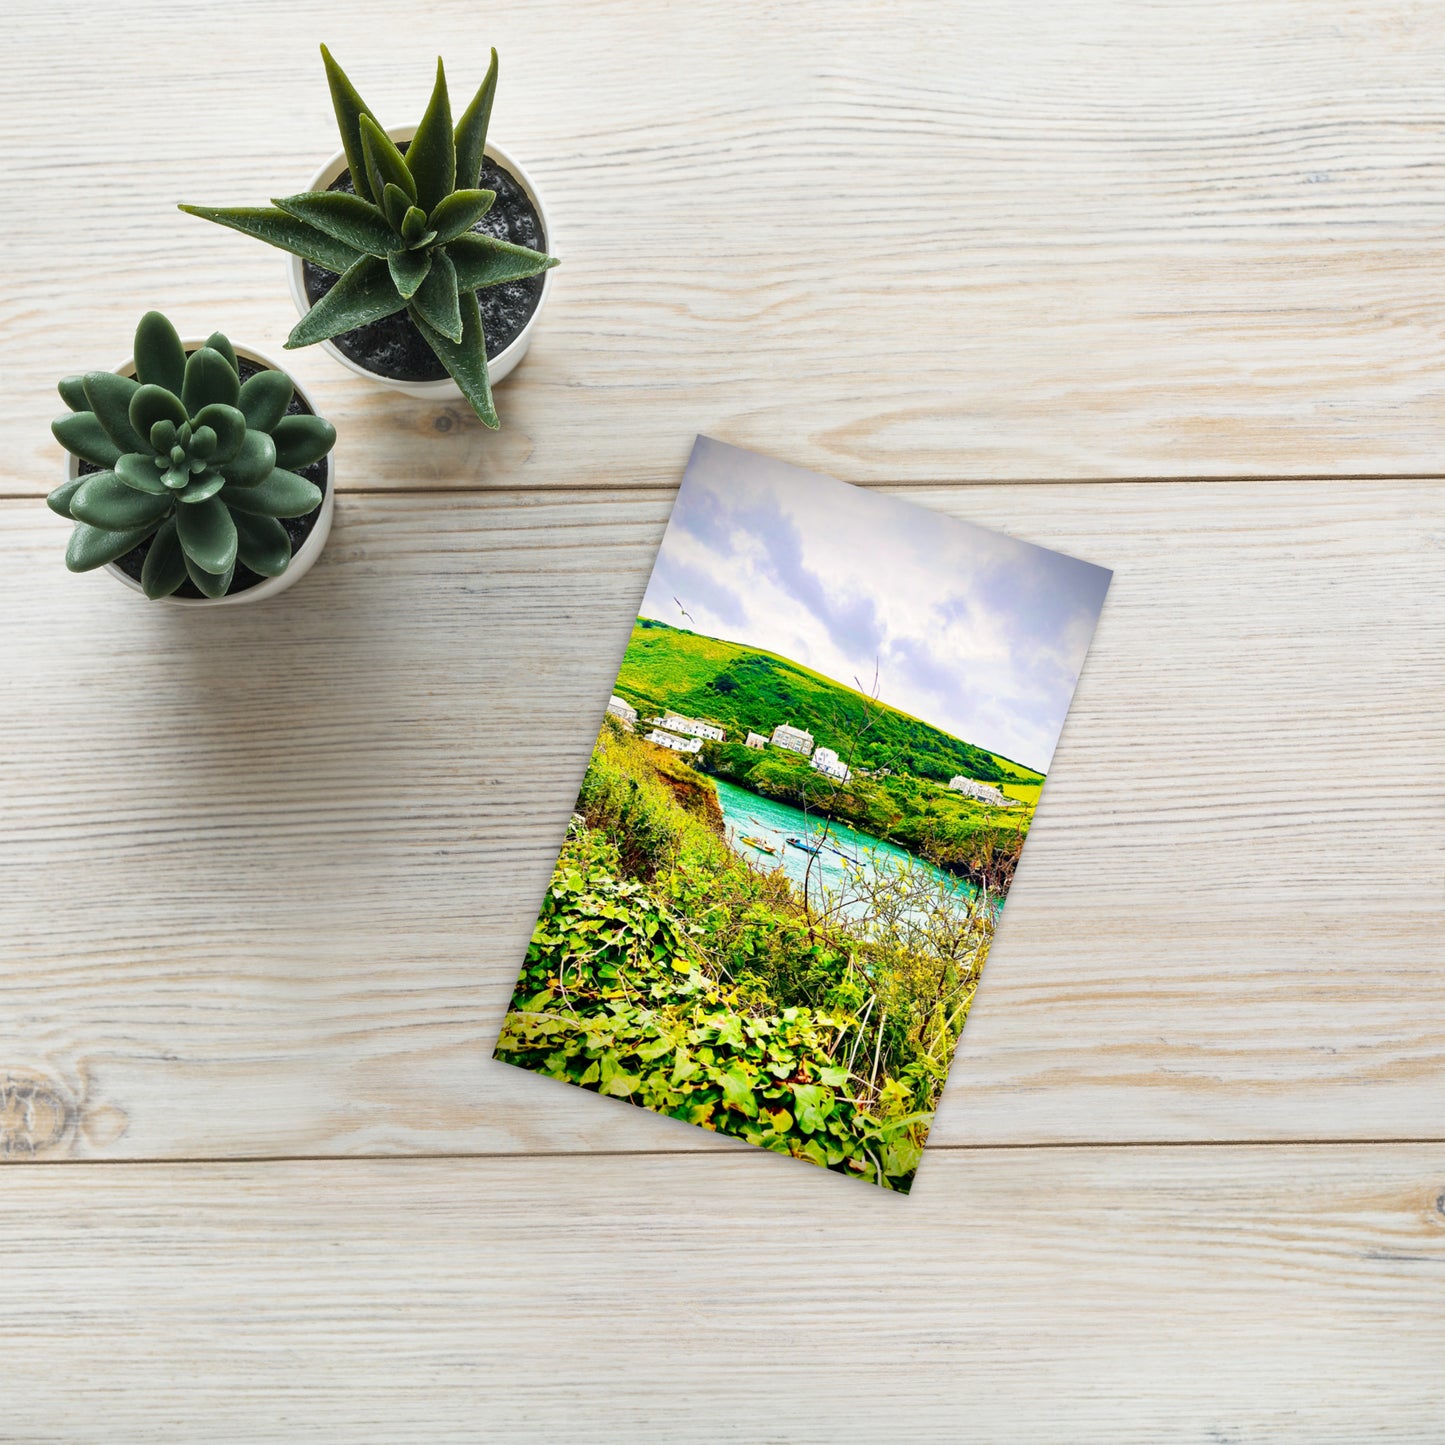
[2,482,1441,1160]
[0,1146,1442,1440]
[10,0,1445,490]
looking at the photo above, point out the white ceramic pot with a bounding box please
[65,340,336,607]
[285,126,556,398]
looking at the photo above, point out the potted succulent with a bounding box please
[48,311,337,604]
[180,47,559,429]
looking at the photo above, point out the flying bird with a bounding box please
[674,596,694,623]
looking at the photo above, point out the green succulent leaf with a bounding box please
[428,188,495,245]
[71,471,173,531]
[176,494,238,574]
[115,452,169,494]
[410,248,463,343]
[225,468,322,518]
[448,232,558,293]
[191,403,247,465]
[52,412,123,468]
[407,56,456,212]
[270,414,337,470]
[359,114,417,207]
[80,372,145,454]
[237,369,294,432]
[176,472,228,504]
[128,384,189,441]
[162,464,191,490]
[204,332,238,373]
[182,346,241,415]
[178,205,366,274]
[320,44,379,205]
[400,205,437,250]
[454,49,498,191]
[46,475,85,517]
[412,288,497,428]
[141,518,188,598]
[58,375,89,412]
[286,254,406,348]
[219,429,278,487]
[66,520,160,572]
[133,311,188,393]
[273,191,395,259]
[149,419,178,452]
[388,246,432,300]
[185,552,235,598]
[233,511,293,577]
[381,182,413,234]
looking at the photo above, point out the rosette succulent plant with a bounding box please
[48,311,335,599]
[180,47,558,428]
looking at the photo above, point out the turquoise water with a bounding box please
[710,776,976,918]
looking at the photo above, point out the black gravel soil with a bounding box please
[80,355,329,600]
[301,151,547,382]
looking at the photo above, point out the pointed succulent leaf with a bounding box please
[381,182,413,234]
[411,288,497,428]
[185,552,235,598]
[273,191,395,259]
[140,518,188,598]
[71,471,173,531]
[359,115,417,207]
[448,232,558,293]
[410,248,463,342]
[182,346,241,415]
[204,332,239,373]
[388,247,432,300]
[80,371,145,453]
[400,206,437,250]
[129,384,188,440]
[133,311,187,393]
[233,511,292,577]
[58,375,90,411]
[237,369,293,431]
[46,475,86,517]
[66,520,159,573]
[191,403,247,465]
[407,57,456,211]
[176,472,228,504]
[115,452,170,495]
[454,49,498,191]
[320,44,379,204]
[429,189,495,245]
[225,468,322,518]
[219,429,278,487]
[175,494,237,574]
[52,411,123,468]
[178,205,366,274]
[270,414,337,470]
[286,254,406,347]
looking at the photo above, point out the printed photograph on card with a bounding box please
[495,437,1111,1192]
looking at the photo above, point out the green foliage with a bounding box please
[47,311,335,598]
[179,47,559,429]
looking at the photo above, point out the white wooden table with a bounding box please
[3,2,1444,1439]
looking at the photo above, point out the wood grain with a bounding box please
[9,0,1445,490]
[0,1147,1441,1442]
[3,482,1440,1160]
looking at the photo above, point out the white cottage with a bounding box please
[606,695,638,728]
[810,746,852,782]
[770,722,814,756]
[646,728,703,754]
[660,712,725,742]
[744,732,769,750]
[949,775,1010,806]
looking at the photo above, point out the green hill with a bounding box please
[614,619,1042,786]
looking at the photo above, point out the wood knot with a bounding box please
[432,410,456,434]
[0,1070,77,1158]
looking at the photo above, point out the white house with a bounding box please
[646,728,703,755]
[606,695,638,728]
[660,712,725,743]
[770,722,814,756]
[949,775,1010,806]
[810,746,852,783]
[744,731,769,750]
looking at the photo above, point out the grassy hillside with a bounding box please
[614,619,1043,787]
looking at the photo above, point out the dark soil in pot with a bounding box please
[302,151,547,383]
[80,355,329,600]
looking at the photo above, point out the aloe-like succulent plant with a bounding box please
[48,311,335,599]
[180,47,558,428]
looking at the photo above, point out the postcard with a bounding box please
[494,437,1111,1191]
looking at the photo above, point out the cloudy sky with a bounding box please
[637,438,1111,774]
